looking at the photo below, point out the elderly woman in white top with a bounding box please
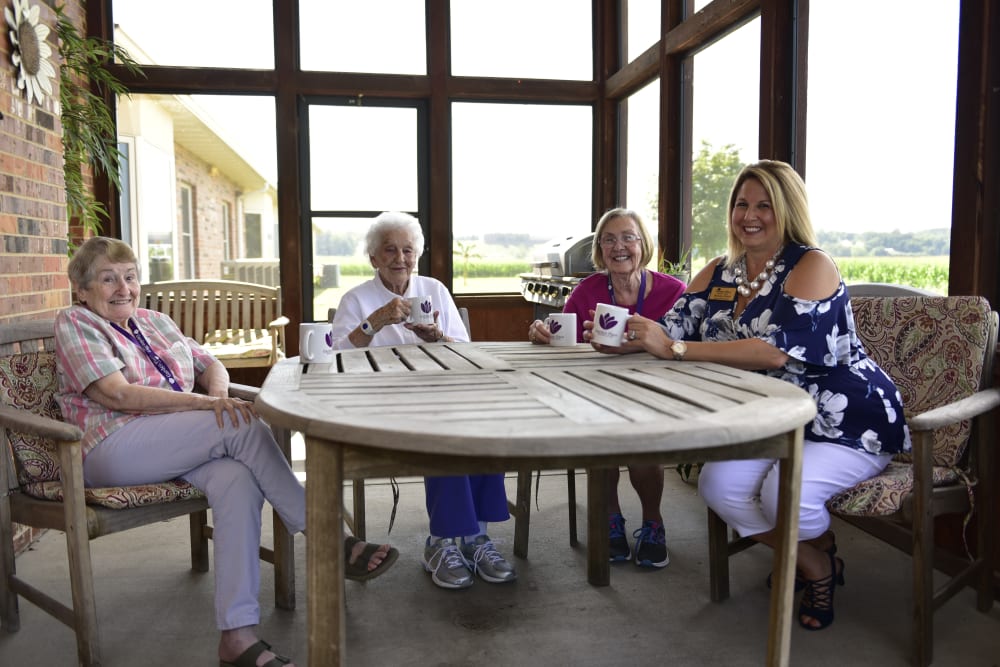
[330,211,517,590]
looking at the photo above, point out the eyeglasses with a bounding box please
[598,233,642,247]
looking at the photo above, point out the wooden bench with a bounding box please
[141,280,289,370]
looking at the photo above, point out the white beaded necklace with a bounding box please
[733,246,784,297]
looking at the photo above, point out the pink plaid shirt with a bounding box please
[55,306,218,456]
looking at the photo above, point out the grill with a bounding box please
[519,233,596,318]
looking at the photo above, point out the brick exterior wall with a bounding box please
[1,0,85,554]
[173,143,241,279]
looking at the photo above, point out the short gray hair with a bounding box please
[365,211,425,256]
[68,236,139,291]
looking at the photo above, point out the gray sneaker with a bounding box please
[460,535,517,583]
[423,537,473,589]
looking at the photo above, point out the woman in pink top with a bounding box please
[528,208,686,569]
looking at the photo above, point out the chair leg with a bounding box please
[912,431,934,667]
[58,442,101,667]
[189,509,210,572]
[0,496,20,633]
[351,480,366,541]
[707,507,731,602]
[272,510,296,610]
[974,415,996,613]
[567,469,578,546]
[512,470,531,559]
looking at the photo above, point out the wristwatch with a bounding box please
[360,319,376,336]
[670,340,687,361]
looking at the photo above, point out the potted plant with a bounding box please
[55,5,143,243]
[659,246,692,284]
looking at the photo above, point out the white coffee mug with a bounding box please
[407,295,435,325]
[299,322,333,363]
[546,313,577,346]
[591,303,630,346]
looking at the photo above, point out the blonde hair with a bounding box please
[724,160,817,267]
[591,207,655,271]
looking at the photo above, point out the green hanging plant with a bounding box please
[55,4,143,246]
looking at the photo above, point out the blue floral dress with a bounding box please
[660,244,910,456]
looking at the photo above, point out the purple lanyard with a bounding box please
[608,269,647,315]
[110,319,184,392]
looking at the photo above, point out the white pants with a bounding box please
[697,441,890,540]
[85,412,306,630]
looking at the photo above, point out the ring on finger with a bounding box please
[628,329,637,341]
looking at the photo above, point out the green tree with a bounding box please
[691,141,744,261]
[453,241,482,286]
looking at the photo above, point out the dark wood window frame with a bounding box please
[91,0,1000,325]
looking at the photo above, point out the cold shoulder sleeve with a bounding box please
[768,284,857,369]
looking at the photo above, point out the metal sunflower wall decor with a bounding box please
[5,0,55,104]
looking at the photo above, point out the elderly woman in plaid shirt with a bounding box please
[54,237,398,667]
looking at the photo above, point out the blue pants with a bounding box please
[425,474,510,537]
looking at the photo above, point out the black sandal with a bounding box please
[798,552,845,631]
[766,531,837,591]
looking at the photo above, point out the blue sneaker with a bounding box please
[609,513,630,562]
[633,520,669,568]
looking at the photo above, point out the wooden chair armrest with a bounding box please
[0,404,83,442]
[228,383,260,401]
[906,387,1000,433]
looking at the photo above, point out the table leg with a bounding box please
[766,427,804,667]
[306,436,346,667]
[586,467,611,586]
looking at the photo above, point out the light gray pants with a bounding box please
[84,411,306,630]
[697,441,891,541]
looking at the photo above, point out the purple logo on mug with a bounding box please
[325,331,333,347]
[547,319,562,334]
[421,300,432,314]
[599,312,619,330]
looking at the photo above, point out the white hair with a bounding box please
[365,211,425,256]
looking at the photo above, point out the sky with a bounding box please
[111,0,961,237]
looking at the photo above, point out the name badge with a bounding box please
[709,286,737,301]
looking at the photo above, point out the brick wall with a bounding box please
[1,1,74,324]
[174,143,241,279]
[1,1,84,553]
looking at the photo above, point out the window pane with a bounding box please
[117,94,278,283]
[806,1,957,293]
[624,79,659,248]
[312,217,384,319]
[626,1,660,63]
[307,105,419,212]
[300,0,426,74]
[689,19,759,266]
[450,0,592,80]
[112,0,273,69]
[452,103,592,294]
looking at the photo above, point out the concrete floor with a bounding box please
[2,463,999,666]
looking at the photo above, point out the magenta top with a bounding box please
[561,270,687,343]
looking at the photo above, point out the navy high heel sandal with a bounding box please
[798,551,845,631]
[766,532,837,591]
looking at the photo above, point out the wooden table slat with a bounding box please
[558,368,717,418]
